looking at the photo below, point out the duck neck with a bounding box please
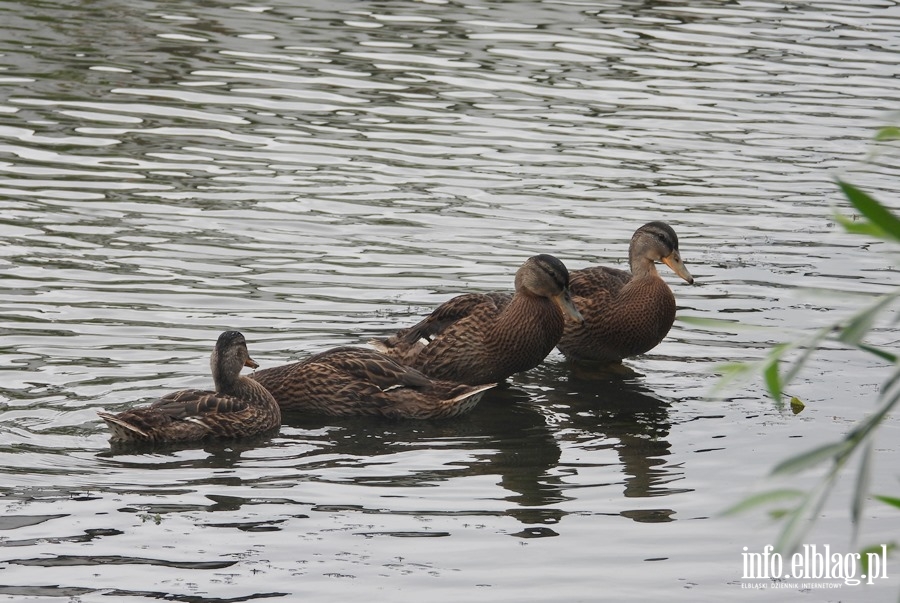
[629,255,660,281]
[210,354,240,395]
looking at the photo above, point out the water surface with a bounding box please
[1,0,899,601]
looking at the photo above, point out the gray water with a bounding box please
[2,0,899,600]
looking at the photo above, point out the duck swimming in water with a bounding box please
[98,331,280,444]
[251,346,496,419]
[556,221,694,364]
[371,254,584,385]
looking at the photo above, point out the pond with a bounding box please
[1,0,899,601]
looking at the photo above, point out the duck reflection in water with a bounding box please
[277,364,681,529]
[276,386,567,526]
[517,362,685,524]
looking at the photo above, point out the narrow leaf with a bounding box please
[782,327,831,385]
[843,381,900,451]
[855,343,898,364]
[834,214,889,238]
[776,471,843,555]
[874,126,900,141]
[774,498,816,555]
[839,309,881,346]
[838,292,900,346]
[850,443,873,540]
[764,358,782,403]
[771,440,853,475]
[720,489,804,516]
[873,495,900,510]
[882,367,900,395]
[836,180,900,242]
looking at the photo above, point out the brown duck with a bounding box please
[557,221,694,363]
[371,254,584,385]
[98,331,281,443]
[250,346,496,419]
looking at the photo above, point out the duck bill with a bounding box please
[662,251,694,284]
[555,290,585,324]
[244,357,259,369]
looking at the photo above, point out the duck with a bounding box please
[556,221,694,364]
[97,331,281,444]
[250,346,497,419]
[371,254,584,385]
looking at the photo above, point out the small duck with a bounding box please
[371,254,584,385]
[250,346,496,419]
[98,331,281,444]
[556,221,694,364]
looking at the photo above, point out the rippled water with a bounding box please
[2,0,899,600]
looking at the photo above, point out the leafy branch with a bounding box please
[722,179,899,555]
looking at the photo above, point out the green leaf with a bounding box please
[834,213,890,238]
[838,292,900,346]
[843,379,900,449]
[764,358,782,402]
[715,167,900,564]
[850,443,873,536]
[771,440,854,475]
[709,361,760,396]
[836,180,900,242]
[775,472,843,555]
[789,397,805,414]
[782,327,831,385]
[873,495,900,510]
[855,342,898,364]
[721,489,804,516]
[874,126,900,141]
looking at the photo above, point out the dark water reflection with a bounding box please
[83,372,685,545]
[2,0,900,600]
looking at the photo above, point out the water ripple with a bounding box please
[1,1,899,601]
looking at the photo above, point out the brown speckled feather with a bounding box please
[372,255,583,385]
[251,347,496,419]
[557,222,694,363]
[97,331,281,444]
[558,266,675,362]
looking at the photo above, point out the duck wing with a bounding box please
[398,292,506,343]
[98,389,252,442]
[568,266,632,300]
[149,389,251,418]
[309,347,496,419]
[305,347,433,391]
